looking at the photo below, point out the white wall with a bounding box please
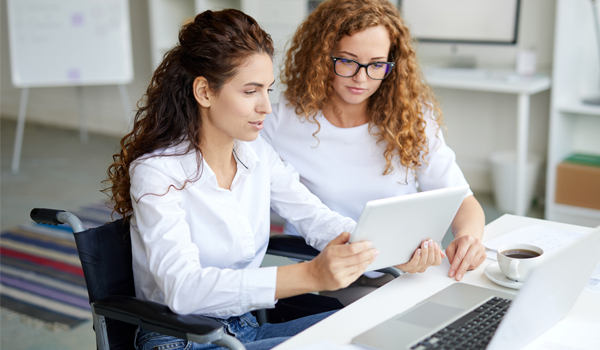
[1,0,556,194]
[0,0,153,137]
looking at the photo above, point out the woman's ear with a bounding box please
[193,77,211,108]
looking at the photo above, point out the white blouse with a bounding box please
[129,137,355,318]
[262,94,472,237]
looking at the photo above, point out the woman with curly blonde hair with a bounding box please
[262,0,486,304]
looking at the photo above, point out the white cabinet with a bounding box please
[148,0,196,70]
[148,0,246,69]
[546,0,600,226]
[147,0,311,101]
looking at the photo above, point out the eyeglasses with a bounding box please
[331,55,395,80]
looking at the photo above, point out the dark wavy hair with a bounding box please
[103,9,274,219]
[282,0,442,175]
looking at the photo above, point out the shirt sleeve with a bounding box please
[130,160,277,317]
[416,108,473,198]
[257,138,357,251]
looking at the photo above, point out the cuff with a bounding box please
[244,266,278,311]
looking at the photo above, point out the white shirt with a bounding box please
[129,137,355,318]
[262,94,472,237]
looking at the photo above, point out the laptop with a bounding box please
[349,185,469,272]
[352,225,600,350]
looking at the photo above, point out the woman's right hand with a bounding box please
[395,239,445,274]
[307,232,379,291]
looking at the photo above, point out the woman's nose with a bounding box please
[353,66,369,82]
[258,92,272,114]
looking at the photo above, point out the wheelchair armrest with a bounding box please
[376,267,402,278]
[267,235,402,278]
[93,295,228,345]
[267,235,320,261]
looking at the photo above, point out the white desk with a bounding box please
[424,68,552,217]
[274,215,599,349]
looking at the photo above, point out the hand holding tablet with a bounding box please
[348,185,470,272]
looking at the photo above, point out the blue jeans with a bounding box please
[135,311,335,350]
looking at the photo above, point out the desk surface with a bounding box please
[423,68,551,94]
[274,215,599,349]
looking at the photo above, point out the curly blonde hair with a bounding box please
[282,0,443,175]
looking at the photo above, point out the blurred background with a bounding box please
[1,0,599,349]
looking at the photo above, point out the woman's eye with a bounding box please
[245,90,257,95]
[267,89,273,93]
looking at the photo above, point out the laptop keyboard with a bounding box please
[410,297,512,350]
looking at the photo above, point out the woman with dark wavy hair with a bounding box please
[262,0,486,304]
[104,9,377,350]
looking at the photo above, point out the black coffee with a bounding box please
[501,249,541,259]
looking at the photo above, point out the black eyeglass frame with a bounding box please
[330,55,395,80]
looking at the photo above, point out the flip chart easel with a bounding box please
[7,0,134,174]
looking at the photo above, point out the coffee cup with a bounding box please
[497,243,544,282]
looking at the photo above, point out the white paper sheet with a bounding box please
[483,224,587,257]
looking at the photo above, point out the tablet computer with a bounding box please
[348,185,470,272]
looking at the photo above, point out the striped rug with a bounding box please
[1,203,286,328]
[0,202,114,328]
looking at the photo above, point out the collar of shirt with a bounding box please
[180,140,262,193]
[232,140,259,172]
[137,140,262,191]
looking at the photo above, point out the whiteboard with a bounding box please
[7,0,134,88]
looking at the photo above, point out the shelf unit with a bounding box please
[546,0,600,227]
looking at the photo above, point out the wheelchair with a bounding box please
[30,208,399,350]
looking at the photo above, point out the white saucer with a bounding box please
[484,262,523,289]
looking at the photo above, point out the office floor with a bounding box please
[1,119,117,350]
[0,118,543,350]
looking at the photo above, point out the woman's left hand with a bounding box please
[445,235,487,281]
[395,239,445,274]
